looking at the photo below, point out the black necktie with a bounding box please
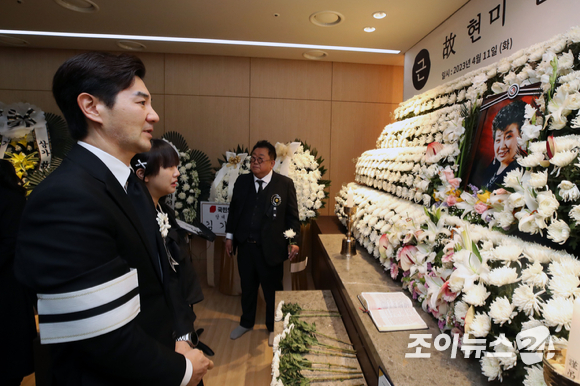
[257,179,264,194]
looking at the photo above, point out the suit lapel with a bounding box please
[67,145,163,281]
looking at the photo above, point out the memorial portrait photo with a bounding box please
[465,84,542,191]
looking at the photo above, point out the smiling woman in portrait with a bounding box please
[481,100,526,191]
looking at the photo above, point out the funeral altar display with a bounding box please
[335,26,580,385]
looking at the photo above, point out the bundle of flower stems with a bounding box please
[271,303,364,385]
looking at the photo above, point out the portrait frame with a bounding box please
[462,83,543,191]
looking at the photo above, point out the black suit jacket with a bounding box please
[15,144,189,386]
[162,201,204,306]
[225,172,300,266]
[0,185,36,380]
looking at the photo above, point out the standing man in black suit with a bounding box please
[225,140,301,345]
[15,52,212,385]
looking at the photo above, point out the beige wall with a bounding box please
[0,47,403,214]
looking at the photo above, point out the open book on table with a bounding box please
[358,292,428,332]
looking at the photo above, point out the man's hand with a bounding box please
[184,348,214,386]
[175,341,191,355]
[225,239,233,257]
[288,245,300,261]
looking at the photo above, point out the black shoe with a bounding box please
[197,340,215,357]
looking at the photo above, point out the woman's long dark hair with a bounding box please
[0,159,27,196]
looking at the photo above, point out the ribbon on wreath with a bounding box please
[274,142,300,177]
[209,151,248,201]
[0,102,50,169]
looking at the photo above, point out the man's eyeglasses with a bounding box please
[250,157,270,165]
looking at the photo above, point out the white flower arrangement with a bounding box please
[171,150,202,223]
[274,143,328,223]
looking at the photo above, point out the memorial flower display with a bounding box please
[0,102,72,194]
[210,145,251,203]
[337,26,580,384]
[161,131,213,224]
[273,141,330,224]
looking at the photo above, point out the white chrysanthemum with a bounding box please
[454,301,469,326]
[521,261,548,288]
[558,180,580,201]
[490,245,523,263]
[542,297,573,332]
[570,205,580,224]
[503,168,524,189]
[492,335,517,369]
[528,170,548,188]
[523,245,553,264]
[548,273,580,299]
[513,284,544,317]
[488,297,517,326]
[487,266,519,287]
[448,273,465,293]
[283,313,291,329]
[550,150,577,167]
[480,356,502,382]
[470,312,491,337]
[521,318,544,331]
[536,190,559,219]
[550,256,580,277]
[274,301,284,321]
[494,210,515,228]
[547,219,570,244]
[523,364,546,386]
[463,283,490,307]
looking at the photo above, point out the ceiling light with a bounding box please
[53,0,99,13]
[303,50,328,60]
[373,12,387,19]
[0,29,400,54]
[117,40,146,51]
[309,11,344,27]
[0,34,29,46]
[364,27,376,33]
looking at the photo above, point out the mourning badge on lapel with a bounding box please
[271,194,281,219]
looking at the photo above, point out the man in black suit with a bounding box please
[225,140,301,345]
[15,52,212,385]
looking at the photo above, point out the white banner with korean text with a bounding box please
[200,201,229,237]
[404,0,580,100]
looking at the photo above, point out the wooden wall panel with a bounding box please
[134,52,166,95]
[332,62,403,104]
[0,48,75,91]
[151,94,165,135]
[329,101,398,210]
[164,95,250,166]
[165,54,250,97]
[0,90,62,116]
[250,98,332,215]
[250,58,332,100]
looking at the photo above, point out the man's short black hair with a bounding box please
[131,139,180,178]
[252,140,276,161]
[492,100,526,138]
[52,52,146,140]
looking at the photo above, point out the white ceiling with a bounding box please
[1,0,470,66]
